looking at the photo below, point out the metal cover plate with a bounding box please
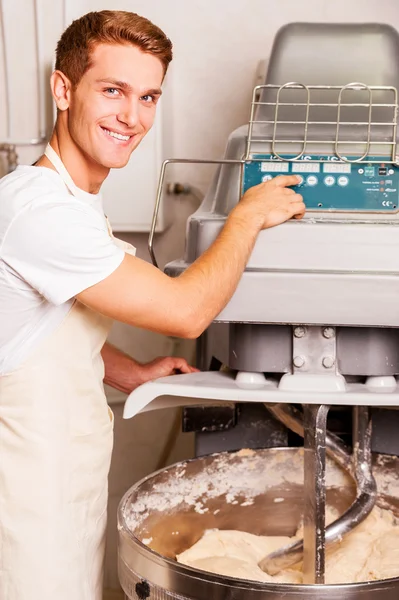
[123,371,399,418]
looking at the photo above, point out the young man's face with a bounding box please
[67,43,164,169]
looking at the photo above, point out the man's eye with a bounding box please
[105,88,120,96]
[141,94,155,103]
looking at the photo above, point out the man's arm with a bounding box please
[78,175,304,339]
[101,342,198,394]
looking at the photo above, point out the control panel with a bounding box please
[242,154,399,212]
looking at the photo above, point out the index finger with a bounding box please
[273,174,301,188]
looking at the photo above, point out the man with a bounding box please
[0,10,304,600]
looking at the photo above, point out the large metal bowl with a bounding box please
[118,448,399,600]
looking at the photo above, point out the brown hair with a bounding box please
[55,10,173,87]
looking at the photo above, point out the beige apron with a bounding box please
[0,146,135,599]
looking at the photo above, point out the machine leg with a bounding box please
[303,404,330,584]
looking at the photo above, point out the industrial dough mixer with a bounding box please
[118,22,399,600]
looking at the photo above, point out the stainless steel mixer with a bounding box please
[118,449,399,599]
[119,22,399,600]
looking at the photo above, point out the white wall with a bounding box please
[1,0,399,590]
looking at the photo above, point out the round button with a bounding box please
[358,168,364,174]
[324,176,335,186]
[389,169,395,175]
[296,175,304,185]
[306,175,318,186]
[262,174,273,182]
[338,176,349,187]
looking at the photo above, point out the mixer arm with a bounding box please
[259,405,377,576]
[266,403,353,473]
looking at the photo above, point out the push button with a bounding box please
[338,176,349,187]
[324,176,335,186]
[306,175,318,186]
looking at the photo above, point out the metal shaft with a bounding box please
[303,404,329,584]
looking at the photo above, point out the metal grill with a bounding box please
[246,83,399,163]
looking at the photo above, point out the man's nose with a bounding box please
[118,98,139,128]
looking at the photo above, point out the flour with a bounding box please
[124,449,349,531]
[374,454,399,497]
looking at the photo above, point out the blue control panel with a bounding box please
[242,154,399,212]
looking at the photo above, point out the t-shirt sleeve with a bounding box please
[1,200,125,305]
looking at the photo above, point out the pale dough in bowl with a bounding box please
[177,507,399,584]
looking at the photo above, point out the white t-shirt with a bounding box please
[0,165,125,375]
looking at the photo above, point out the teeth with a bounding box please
[103,128,130,141]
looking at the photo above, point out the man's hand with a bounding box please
[136,356,199,386]
[236,175,305,230]
[102,343,198,395]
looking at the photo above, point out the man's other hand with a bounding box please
[137,356,199,385]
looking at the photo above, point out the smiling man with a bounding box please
[48,41,164,186]
[0,10,304,600]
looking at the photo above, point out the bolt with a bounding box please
[166,182,190,195]
[294,326,306,338]
[293,355,305,368]
[323,327,335,339]
[322,356,335,369]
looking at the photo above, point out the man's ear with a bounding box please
[50,70,72,111]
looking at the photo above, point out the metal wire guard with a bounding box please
[246,82,398,163]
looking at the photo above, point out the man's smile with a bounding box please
[100,126,134,142]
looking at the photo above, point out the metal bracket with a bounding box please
[292,326,337,374]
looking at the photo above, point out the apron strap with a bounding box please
[44,144,79,197]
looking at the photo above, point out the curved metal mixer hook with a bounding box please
[258,404,377,576]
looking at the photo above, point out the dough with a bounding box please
[177,507,399,584]
[176,530,295,583]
